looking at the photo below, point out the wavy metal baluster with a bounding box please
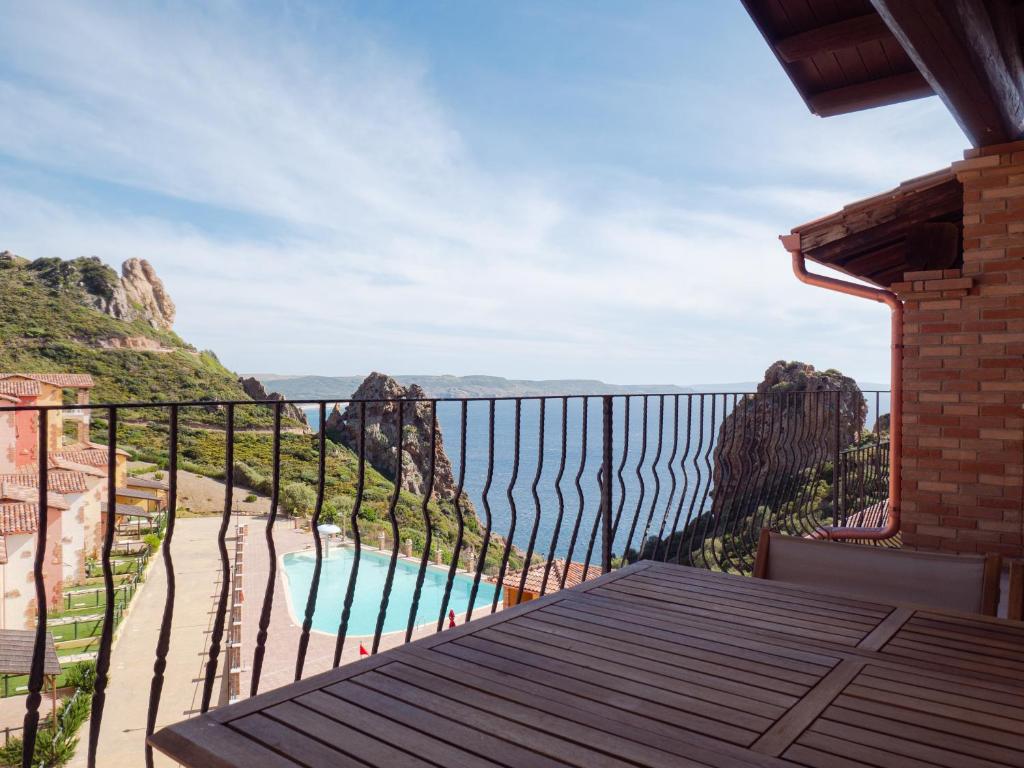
[721,393,753,573]
[373,400,403,652]
[795,393,829,535]
[145,405,178,767]
[295,402,327,680]
[491,399,521,611]
[21,408,48,768]
[201,403,234,712]
[638,395,664,558]
[707,394,736,571]
[743,393,773,570]
[406,402,437,642]
[665,395,693,560]
[786,391,819,535]
[770,392,803,544]
[560,396,588,588]
[466,401,494,621]
[653,395,680,561]
[86,408,117,768]
[800,391,832,534]
[693,395,719,568]
[539,398,568,595]
[250,401,282,695]
[437,401,467,631]
[334,401,365,665]
[611,395,630,542]
[622,395,649,559]
[515,399,545,601]
[675,394,706,564]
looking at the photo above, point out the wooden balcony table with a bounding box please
[150,561,1024,768]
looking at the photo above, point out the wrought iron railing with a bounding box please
[0,389,890,767]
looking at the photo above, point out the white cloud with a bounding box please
[0,2,966,386]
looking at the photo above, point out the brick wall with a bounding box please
[893,141,1024,558]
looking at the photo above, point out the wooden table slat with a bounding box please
[230,713,367,768]
[628,570,888,628]
[515,610,810,700]
[295,689,502,768]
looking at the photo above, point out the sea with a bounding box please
[303,391,890,562]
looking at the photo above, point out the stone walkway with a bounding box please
[69,515,228,767]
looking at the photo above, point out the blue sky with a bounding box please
[0,1,968,386]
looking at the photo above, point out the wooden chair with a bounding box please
[753,529,1002,616]
[1009,560,1023,621]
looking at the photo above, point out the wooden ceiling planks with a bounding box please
[743,0,1024,146]
[742,0,929,117]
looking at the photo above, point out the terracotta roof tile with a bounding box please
[0,379,41,397]
[0,503,40,535]
[0,373,94,389]
[0,486,70,511]
[0,536,6,565]
[502,558,602,595]
[0,470,89,494]
[50,449,108,467]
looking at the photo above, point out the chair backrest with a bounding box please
[753,530,1002,616]
[1009,560,1023,622]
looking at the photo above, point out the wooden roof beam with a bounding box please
[870,0,1024,146]
[776,13,894,63]
[808,71,934,117]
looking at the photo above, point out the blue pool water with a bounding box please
[282,546,498,636]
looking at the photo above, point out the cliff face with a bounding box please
[238,376,310,432]
[120,258,176,330]
[323,372,459,501]
[710,360,867,519]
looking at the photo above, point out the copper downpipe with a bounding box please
[780,234,902,540]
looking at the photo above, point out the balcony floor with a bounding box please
[151,561,1024,768]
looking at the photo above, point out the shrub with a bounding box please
[0,737,22,766]
[243,493,257,503]
[63,661,96,694]
[143,533,161,552]
[32,728,78,767]
[281,483,316,518]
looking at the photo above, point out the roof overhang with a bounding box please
[742,0,1024,147]
[788,166,963,287]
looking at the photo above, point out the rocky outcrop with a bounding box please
[24,254,177,331]
[120,259,176,330]
[323,372,459,501]
[94,336,168,351]
[710,360,867,519]
[238,376,310,431]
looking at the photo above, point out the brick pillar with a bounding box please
[895,142,1024,558]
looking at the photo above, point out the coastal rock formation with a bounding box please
[120,258,176,330]
[323,372,459,500]
[238,376,310,431]
[710,360,867,519]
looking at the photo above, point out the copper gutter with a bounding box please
[780,234,902,540]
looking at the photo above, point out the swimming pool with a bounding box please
[281,546,498,636]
